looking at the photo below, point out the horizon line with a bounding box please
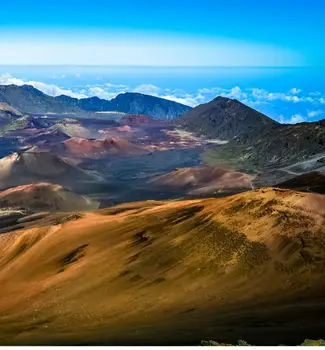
[0,64,323,69]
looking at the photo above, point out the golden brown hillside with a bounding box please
[1,188,325,345]
[0,102,22,116]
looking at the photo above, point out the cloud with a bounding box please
[105,82,128,89]
[278,115,286,123]
[0,73,87,98]
[247,88,303,103]
[87,86,125,100]
[307,110,323,118]
[133,84,160,96]
[160,93,205,106]
[197,86,309,106]
[1,73,325,123]
[289,88,302,94]
[288,114,305,124]
[277,113,309,124]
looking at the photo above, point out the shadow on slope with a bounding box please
[0,188,325,345]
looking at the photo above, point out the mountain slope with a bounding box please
[120,114,153,125]
[277,171,325,194]
[0,149,98,191]
[0,85,191,119]
[0,102,22,117]
[241,120,325,167]
[205,118,325,171]
[0,182,99,211]
[0,85,80,114]
[57,92,191,119]
[0,188,325,345]
[0,102,23,138]
[104,92,190,119]
[150,165,254,195]
[177,96,278,141]
[63,137,148,158]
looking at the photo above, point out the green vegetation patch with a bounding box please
[203,143,260,173]
[52,213,83,225]
[301,339,325,346]
[0,116,29,136]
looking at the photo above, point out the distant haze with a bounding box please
[1,0,324,66]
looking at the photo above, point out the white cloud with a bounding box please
[278,115,286,123]
[289,88,302,94]
[0,73,87,98]
[87,87,124,100]
[28,81,87,98]
[105,82,128,89]
[288,114,305,124]
[161,93,205,106]
[133,84,160,96]
[309,91,321,97]
[1,73,325,123]
[307,110,323,118]
[223,86,248,100]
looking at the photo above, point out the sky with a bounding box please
[0,1,324,123]
[0,0,324,66]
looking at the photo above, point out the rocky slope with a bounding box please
[49,119,91,138]
[177,96,278,141]
[0,102,23,129]
[103,93,190,120]
[120,114,154,125]
[277,171,325,194]
[0,188,325,345]
[0,102,22,117]
[179,96,325,171]
[0,182,99,212]
[150,165,254,195]
[242,120,325,167]
[205,119,325,171]
[63,137,148,159]
[58,93,191,119]
[0,85,80,114]
[0,148,98,191]
[0,85,191,119]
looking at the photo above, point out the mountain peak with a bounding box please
[212,95,233,102]
[177,95,278,141]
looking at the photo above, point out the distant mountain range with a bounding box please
[2,84,325,172]
[0,85,191,120]
[57,92,191,120]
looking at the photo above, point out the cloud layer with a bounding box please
[0,73,324,124]
[0,73,87,99]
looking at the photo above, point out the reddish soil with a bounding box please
[150,165,254,195]
[63,137,149,158]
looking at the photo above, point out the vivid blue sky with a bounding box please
[0,0,324,66]
[0,1,324,123]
